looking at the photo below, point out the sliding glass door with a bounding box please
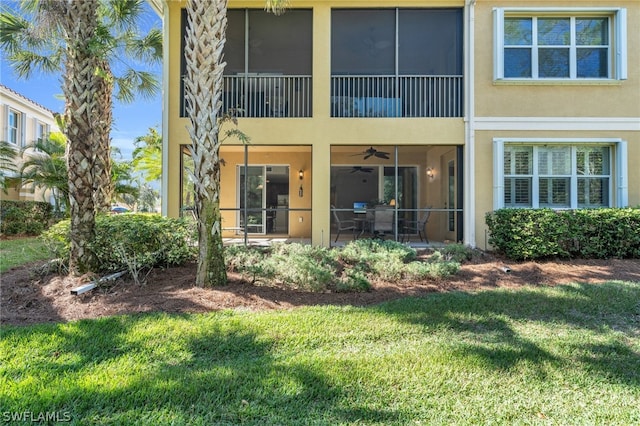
[238,165,291,234]
[239,166,266,234]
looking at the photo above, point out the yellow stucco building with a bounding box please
[0,84,60,203]
[150,0,639,249]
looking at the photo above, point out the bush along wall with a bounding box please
[0,200,53,236]
[486,208,640,260]
[41,214,196,273]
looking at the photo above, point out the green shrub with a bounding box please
[339,239,417,264]
[40,214,196,272]
[224,239,462,293]
[486,208,640,260]
[436,243,475,263]
[0,200,54,236]
[336,267,371,292]
[262,243,338,291]
[405,258,460,280]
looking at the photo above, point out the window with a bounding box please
[494,8,627,80]
[36,121,47,144]
[495,140,626,210]
[8,109,20,145]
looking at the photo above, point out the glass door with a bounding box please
[239,166,266,234]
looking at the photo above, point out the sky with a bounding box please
[0,1,163,161]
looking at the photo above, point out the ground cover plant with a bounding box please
[1,281,639,425]
[225,240,463,292]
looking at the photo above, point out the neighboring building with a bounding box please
[150,0,640,249]
[0,84,60,203]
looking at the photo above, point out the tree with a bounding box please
[183,0,287,286]
[132,127,162,183]
[19,132,70,213]
[19,136,143,214]
[0,140,18,192]
[0,0,161,274]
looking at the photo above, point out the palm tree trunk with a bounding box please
[62,0,101,274]
[184,0,228,287]
[93,60,114,212]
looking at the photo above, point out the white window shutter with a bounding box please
[493,139,504,210]
[493,8,505,80]
[2,104,8,142]
[616,141,628,207]
[615,8,627,80]
[20,112,26,147]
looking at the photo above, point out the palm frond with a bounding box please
[264,0,290,16]
[103,0,144,32]
[0,141,18,174]
[0,10,29,51]
[10,50,61,77]
[114,69,159,103]
[124,27,162,63]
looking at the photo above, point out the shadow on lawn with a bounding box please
[374,281,640,386]
[0,313,404,425]
[1,282,638,424]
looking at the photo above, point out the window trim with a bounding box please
[493,138,628,210]
[7,108,20,146]
[493,7,627,82]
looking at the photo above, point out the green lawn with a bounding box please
[2,281,639,425]
[0,237,51,273]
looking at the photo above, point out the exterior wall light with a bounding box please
[298,169,304,197]
[426,167,435,179]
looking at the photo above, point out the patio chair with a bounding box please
[331,205,357,242]
[373,206,394,239]
[403,209,431,243]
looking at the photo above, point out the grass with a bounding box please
[0,237,50,273]
[2,281,639,425]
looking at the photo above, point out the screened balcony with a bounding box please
[181,75,312,118]
[222,75,312,118]
[180,8,312,118]
[331,8,463,118]
[331,75,463,118]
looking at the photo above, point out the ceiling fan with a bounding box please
[351,146,390,160]
[350,166,374,174]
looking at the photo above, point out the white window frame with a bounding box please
[8,109,20,145]
[36,121,47,144]
[494,7,627,81]
[493,138,628,210]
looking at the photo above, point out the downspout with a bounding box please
[160,0,170,216]
[463,0,476,247]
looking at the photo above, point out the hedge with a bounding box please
[0,200,53,236]
[486,208,640,260]
[41,213,197,273]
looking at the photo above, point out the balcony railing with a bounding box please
[331,75,463,118]
[181,74,312,118]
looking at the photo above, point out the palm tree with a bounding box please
[20,137,142,215]
[0,140,18,192]
[132,127,162,183]
[1,0,161,274]
[183,0,287,286]
[19,132,70,213]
